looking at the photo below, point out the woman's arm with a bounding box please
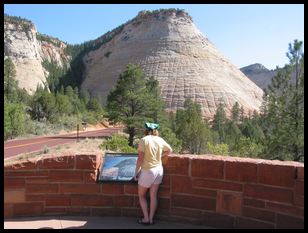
[134,150,144,181]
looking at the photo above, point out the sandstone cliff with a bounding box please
[81,9,264,118]
[240,63,277,90]
[241,63,297,90]
[4,15,71,94]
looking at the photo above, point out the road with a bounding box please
[4,127,123,159]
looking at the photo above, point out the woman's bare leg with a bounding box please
[138,185,149,222]
[149,183,160,223]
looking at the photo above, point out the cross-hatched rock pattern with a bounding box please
[81,10,264,118]
[4,16,70,94]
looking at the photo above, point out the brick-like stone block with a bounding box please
[26,177,49,184]
[191,158,224,179]
[191,187,217,198]
[76,154,99,170]
[266,202,304,217]
[243,198,265,208]
[25,194,45,202]
[49,170,84,183]
[67,207,91,215]
[26,184,58,194]
[84,171,98,183]
[4,177,25,189]
[276,213,304,229]
[193,178,242,192]
[294,195,304,207]
[164,156,190,175]
[92,207,121,216]
[158,185,170,198]
[258,163,295,187]
[225,161,257,182]
[235,216,275,229]
[244,184,293,203]
[170,207,202,218]
[44,207,67,215]
[45,194,71,206]
[296,167,304,180]
[59,184,100,194]
[203,211,235,229]
[4,161,37,170]
[4,190,25,203]
[38,155,75,169]
[157,197,170,209]
[171,194,216,211]
[13,202,44,217]
[161,174,170,186]
[4,204,14,218]
[113,195,134,207]
[71,195,113,206]
[295,180,304,196]
[216,191,242,215]
[124,183,138,195]
[242,206,275,222]
[5,171,48,177]
[101,183,124,195]
[171,175,191,194]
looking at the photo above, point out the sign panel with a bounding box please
[98,152,138,182]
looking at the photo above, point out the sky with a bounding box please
[4,4,304,70]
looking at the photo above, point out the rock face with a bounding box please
[241,63,297,90]
[240,63,277,90]
[4,15,70,94]
[81,10,264,118]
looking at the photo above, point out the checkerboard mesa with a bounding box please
[81,9,264,119]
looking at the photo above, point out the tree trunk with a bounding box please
[128,127,135,147]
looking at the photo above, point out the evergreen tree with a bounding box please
[212,102,227,143]
[30,90,57,122]
[231,102,240,123]
[224,120,242,151]
[56,93,73,115]
[262,40,304,161]
[80,89,91,106]
[106,64,165,146]
[174,98,213,154]
[4,57,18,101]
[4,102,26,139]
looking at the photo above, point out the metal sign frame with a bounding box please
[97,152,138,183]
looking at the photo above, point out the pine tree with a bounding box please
[212,102,227,143]
[262,40,304,161]
[231,102,240,123]
[4,57,18,101]
[174,98,213,154]
[106,64,165,146]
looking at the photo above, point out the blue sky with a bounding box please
[4,4,304,70]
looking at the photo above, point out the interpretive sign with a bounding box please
[97,152,138,182]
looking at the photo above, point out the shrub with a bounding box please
[207,142,229,155]
[100,134,137,153]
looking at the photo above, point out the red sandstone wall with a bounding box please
[4,154,304,229]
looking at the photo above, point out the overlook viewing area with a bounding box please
[4,153,304,229]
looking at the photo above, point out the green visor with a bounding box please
[145,122,160,130]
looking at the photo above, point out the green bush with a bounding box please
[100,134,137,153]
[207,142,229,155]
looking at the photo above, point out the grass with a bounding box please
[4,138,105,165]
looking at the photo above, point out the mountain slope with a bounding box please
[4,14,71,94]
[81,9,264,118]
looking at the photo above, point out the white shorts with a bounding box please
[138,165,163,188]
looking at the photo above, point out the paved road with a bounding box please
[4,127,123,159]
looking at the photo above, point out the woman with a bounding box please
[134,122,172,225]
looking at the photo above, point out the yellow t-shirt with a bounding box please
[138,135,172,170]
